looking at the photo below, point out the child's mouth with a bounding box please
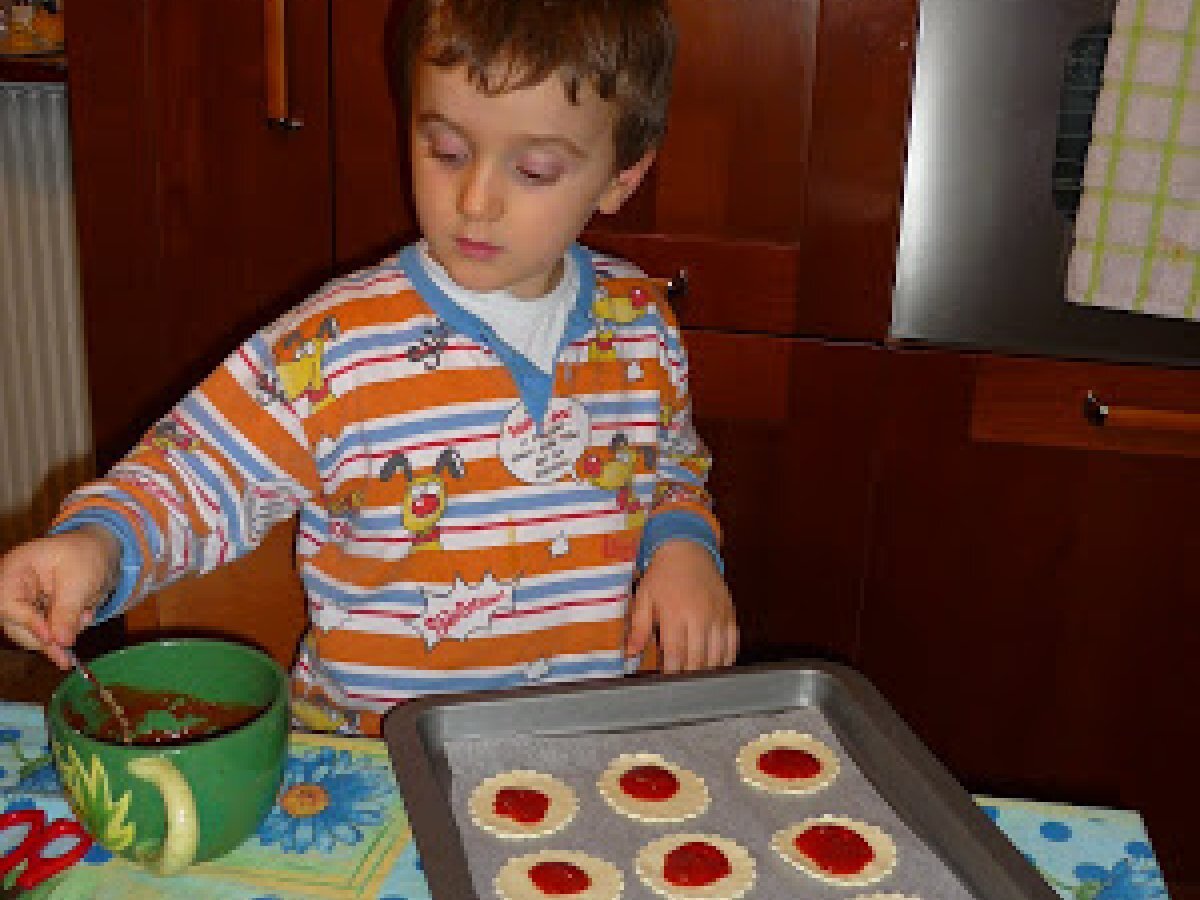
[456,236,500,262]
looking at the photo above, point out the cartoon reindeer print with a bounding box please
[258,315,341,412]
[578,433,655,527]
[380,446,466,550]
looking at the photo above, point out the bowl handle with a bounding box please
[128,757,198,875]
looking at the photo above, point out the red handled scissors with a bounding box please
[0,808,92,893]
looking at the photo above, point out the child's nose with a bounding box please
[458,163,501,221]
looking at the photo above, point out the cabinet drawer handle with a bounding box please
[1084,391,1200,435]
[666,269,689,303]
[265,0,304,130]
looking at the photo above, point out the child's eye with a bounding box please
[425,131,469,166]
[429,146,467,166]
[516,157,564,185]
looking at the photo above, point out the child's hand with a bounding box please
[625,540,737,673]
[0,525,120,668]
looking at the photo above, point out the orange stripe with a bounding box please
[309,529,640,589]
[288,287,428,336]
[316,618,625,668]
[348,365,515,419]
[202,367,319,490]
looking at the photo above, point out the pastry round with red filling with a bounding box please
[635,833,755,900]
[469,771,578,839]
[772,815,897,886]
[597,753,709,823]
[735,731,839,795]
[495,850,623,900]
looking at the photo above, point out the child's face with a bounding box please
[410,60,653,299]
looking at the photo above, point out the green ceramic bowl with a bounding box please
[46,639,288,874]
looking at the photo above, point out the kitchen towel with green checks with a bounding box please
[1067,0,1200,321]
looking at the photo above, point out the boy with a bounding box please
[0,0,735,736]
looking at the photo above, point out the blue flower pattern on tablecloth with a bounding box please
[986,808,1169,900]
[256,746,392,854]
[1072,849,1168,900]
[1,735,63,793]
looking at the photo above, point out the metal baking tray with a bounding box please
[382,661,1058,900]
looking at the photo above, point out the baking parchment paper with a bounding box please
[444,707,978,899]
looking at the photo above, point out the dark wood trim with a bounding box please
[0,55,66,82]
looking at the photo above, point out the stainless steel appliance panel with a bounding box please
[892,0,1200,367]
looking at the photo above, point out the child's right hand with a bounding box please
[0,525,120,669]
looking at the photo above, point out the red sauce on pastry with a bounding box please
[793,824,874,875]
[529,860,591,895]
[619,764,680,801]
[493,787,550,824]
[662,841,731,887]
[757,746,821,779]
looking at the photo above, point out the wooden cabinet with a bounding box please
[583,0,916,339]
[687,335,884,662]
[65,0,333,662]
[67,0,335,469]
[858,348,1200,889]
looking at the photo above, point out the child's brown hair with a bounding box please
[398,0,677,170]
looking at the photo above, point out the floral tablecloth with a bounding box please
[0,701,1170,899]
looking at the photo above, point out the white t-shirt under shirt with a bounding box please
[417,242,577,374]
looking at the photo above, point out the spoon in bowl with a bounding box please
[62,646,135,745]
[35,594,135,744]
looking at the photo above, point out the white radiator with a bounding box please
[0,82,93,551]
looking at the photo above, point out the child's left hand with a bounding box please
[625,540,737,673]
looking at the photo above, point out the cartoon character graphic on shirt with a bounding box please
[327,490,364,543]
[291,680,360,735]
[258,315,341,413]
[578,433,655,527]
[659,399,713,479]
[405,320,451,370]
[141,417,198,455]
[380,446,466,551]
[587,281,654,361]
[290,651,361,734]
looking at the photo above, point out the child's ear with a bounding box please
[596,149,657,215]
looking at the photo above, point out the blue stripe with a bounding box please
[658,463,706,486]
[347,485,610,530]
[301,571,426,608]
[326,657,627,694]
[638,510,723,574]
[81,481,166,559]
[178,395,279,486]
[583,396,660,420]
[49,507,147,622]
[152,417,250,551]
[244,333,274,370]
[320,406,508,466]
[301,565,629,609]
[323,323,441,368]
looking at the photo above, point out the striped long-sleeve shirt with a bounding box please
[56,243,720,735]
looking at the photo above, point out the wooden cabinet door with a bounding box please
[583,0,915,338]
[68,0,334,468]
[858,348,1200,890]
[332,0,418,270]
[687,335,884,662]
